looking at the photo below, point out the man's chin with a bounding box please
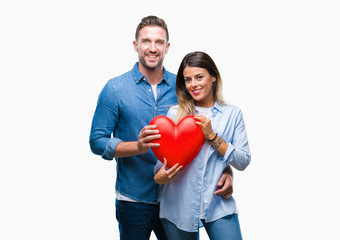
[142,62,162,70]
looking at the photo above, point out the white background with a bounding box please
[1,0,339,239]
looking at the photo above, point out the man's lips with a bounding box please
[146,53,158,59]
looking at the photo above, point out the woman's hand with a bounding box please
[154,158,183,184]
[194,114,215,140]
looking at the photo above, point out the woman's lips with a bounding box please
[192,89,201,95]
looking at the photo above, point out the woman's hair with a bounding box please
[175,51,224,123]
[135,16,169,42]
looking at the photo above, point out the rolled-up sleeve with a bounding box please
[153,160,163,174]
[89,81,122,160]
[223,110,251,171]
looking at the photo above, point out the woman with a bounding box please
[154,51,251,239]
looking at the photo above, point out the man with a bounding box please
[89,16,233,240]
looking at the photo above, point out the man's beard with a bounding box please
[139,55,164,71]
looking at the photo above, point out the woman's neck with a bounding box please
[195,99,215,108]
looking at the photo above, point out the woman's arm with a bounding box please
[154,159,183,184]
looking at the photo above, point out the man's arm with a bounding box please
[90,81,161,159]
[89,82,119,158]
[90,82,161,159]
[214,165,233,200]
[114,125,161,158]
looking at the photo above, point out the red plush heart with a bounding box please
[149,115,205,168]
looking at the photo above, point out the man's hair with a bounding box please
[135,16,169,42]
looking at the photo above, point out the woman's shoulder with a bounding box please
[217,102,241,112]
[216,103,245,121]
[169,104,179,111]
[166,105,179,119]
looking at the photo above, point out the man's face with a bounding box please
[133,26,170,70]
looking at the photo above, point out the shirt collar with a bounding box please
[195,102,223,118]
[132,62,171,85]
[213,102,223,113]
[210,102,223,118]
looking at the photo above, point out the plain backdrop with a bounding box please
[1,0,339,239]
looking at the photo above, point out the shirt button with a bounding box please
[149,89,151,91]
[155,107,157,109]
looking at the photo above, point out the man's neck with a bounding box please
[138,63,164,85]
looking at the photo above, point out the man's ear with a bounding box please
[165,42,170,54]
[133,40,138,53]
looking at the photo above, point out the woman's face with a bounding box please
[183,66,216,108]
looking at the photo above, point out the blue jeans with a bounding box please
[161,214,242,240]
[115,200,168,240]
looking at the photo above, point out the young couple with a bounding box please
[90,16,251,240]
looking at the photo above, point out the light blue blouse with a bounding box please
[156,102,251,232]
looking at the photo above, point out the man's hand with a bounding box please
[137,125,161,154]
[214,166,233,200]
[154,159,183,184]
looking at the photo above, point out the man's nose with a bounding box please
[149,42,156,51]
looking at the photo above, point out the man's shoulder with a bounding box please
[164,69,177,83]
[165,70,176,78]
[106,70,134,88]
[109,70,132,81]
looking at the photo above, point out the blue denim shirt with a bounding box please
[89,63,177,204]
[157,103,251,232]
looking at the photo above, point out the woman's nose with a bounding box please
[191,79,198,87]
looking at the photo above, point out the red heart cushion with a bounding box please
[149,115,205,168]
